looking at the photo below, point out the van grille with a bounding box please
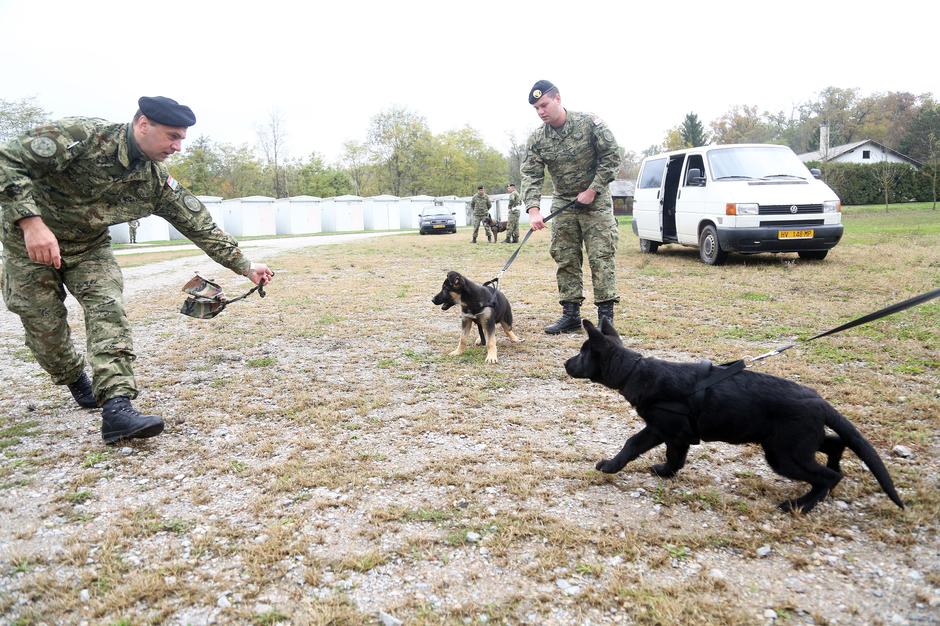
[760,219,825,227]
[759,204,823,215]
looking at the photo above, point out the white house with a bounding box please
[322,195,365,232]
[362,194,401,230]
[798,139,922,167]
[275,195,322,235]
[221,196,277,237]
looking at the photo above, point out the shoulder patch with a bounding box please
[183,194,202,212]
[29,136,58,158]
[166,175,180,191]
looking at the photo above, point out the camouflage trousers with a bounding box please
[506,209,520,242]
[470,212,494,242]
[549,204,620,305]
[1,242,137,404]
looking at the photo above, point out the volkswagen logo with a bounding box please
[790,205,799,214]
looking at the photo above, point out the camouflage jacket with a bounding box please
[508,190,521,209]
[521,110,621,210]
[469,193,492,214]
[0,117,251,274]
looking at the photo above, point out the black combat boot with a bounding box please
[544,302,582,335]
[100,397,164,445]
[67,372,97,409]
[597,301,615,327]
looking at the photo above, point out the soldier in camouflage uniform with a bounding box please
[504,183,521,243]
[0,96,274,444]
[469,185,494,243]
[127,218,140,243]
[520,80,622,334]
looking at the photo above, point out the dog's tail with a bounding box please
[825,409,904,509]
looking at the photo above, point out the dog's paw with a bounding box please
[485,355,498,364]
[778,499,805,514]
[474,338,483,346]
[595,459,619,474]
[651,463,677,478]
[448,349,463,357]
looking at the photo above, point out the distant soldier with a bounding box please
[128,219,140,243]
[0,96,274,444]
[504,182,521,243]
[469,185,494,243]
[521,80,622,333]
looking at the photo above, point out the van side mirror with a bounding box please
[810,168,822,179]
[686,168,706,186]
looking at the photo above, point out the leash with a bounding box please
[483,199,580,291]
[746,286,940,364]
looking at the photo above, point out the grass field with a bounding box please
[1,206,937,625]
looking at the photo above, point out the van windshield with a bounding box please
[708,146,809,181]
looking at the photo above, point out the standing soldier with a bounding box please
[504,182,521,243]
[0,96,274,444]
[521,80,622,334]
[127,218,139,243]
[469,185,494,243]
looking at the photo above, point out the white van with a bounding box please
[632,144,843,264]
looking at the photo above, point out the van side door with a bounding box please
[675,153,707,245]
[633,157,668,241]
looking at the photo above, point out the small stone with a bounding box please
[556,578,571,591]
[378,611,403,626]
[174,474,185,481]
[478,615,489,623]
[119,447,134,456]
[254,603,272,614]
[708,568,726,580]
[79,589,90,602]
[892,445,915,459]
[466,531,481,543]
[217,594,231,609]
[764,608,778,619]
[756,545,772,558]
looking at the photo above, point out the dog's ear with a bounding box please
[446,271,462,288]
[583,319,609,347]
[600,317,622,343]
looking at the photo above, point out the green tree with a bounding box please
[341,140,371,196]
[680,113,709,147]
[0,97,50,141]
[710,105,779,144]
[289,153,353,197]
[367,107,432,196]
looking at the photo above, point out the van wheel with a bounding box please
[798,250,828,260]
[639,238,659,254]
[699,225,727,265]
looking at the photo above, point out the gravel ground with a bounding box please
[0,232,937,626]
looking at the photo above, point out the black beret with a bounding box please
[528,80,557,105]
[138,96,196,127]
[477,185,484,189]
[507,182,516,187]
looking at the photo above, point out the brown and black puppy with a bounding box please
[565,319,905,514]
[482,215,508,236]
[432,271,522,363]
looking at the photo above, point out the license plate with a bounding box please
[433,224,445,229]
[778,229,814,239]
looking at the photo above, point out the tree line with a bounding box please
[2,87,938,200]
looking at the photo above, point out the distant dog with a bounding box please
[482,215,508,235]
[432,271,522,363]
[565,319,904,514]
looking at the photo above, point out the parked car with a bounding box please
[419,207,457,234]
[633,144,843,264]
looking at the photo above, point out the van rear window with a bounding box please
[638,158,667,189]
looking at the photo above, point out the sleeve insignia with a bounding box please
[29,136,58,158]
[166,175,180,191]
[183,194,202,212]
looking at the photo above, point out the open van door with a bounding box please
[661,154,685,242]
[633,156,668,243]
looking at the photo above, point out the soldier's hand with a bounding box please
[247,262,274,286]
[576,188,597,207]
[528,207,546,231]
[19,217,61,269]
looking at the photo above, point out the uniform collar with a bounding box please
[121,123,147,169]
[546,109,572,139]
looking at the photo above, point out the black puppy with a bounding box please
[565,319,904,514]
[432,271,522,363]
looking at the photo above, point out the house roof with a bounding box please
[609,179,635,197]
[798,140,923,168]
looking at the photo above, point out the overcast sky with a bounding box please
[2,0,937,164]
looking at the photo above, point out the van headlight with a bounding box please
[823,200,841,213]
[725,203,758,215]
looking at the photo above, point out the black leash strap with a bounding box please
[483,199,579,290]
[224,282,267,306]
[750,286,940,363]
